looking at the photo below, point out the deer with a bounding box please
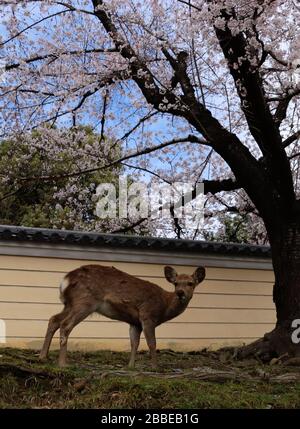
[39,264,206,368]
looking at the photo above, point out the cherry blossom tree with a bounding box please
[0,126,139,231]
[1,0,300,358]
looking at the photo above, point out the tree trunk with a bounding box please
[270,220,300,355]
[240,219,300,360]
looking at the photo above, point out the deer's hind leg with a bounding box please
[58,304,93,367]
[39,308,69,361]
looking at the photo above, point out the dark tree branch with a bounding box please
[54,1,98,16]
[115,111,158,146]
[274,88,300,126]
[121,163,172,184]
[111,217,147,234]
[289,152,300,161]
[211,4,294,208]
[19,135,206,182]
[33,71,128,128]
[267,50,288,67]
[18,89,56,97]
[92,0,183,116]
[176,0,202,11]
[283,130,300,149]
[100,89,109,142]
[5,48,117,71]
[203,178,241,195]
[0,187,23,203]
[1,9,72,47]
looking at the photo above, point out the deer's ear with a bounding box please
[193,267,206,285]
[164,266,177,283]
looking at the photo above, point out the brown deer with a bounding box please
[39,264,206,368]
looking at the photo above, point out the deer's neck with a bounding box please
[163,292,190,323]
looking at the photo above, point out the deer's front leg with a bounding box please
[142,320,157,368]
[128,324,142,368]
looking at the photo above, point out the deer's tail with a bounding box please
[59,276,70,304]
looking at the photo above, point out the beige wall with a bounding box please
[0,253,275,351]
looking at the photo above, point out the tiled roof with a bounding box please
[0,225,271,258]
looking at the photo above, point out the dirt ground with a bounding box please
[1,347,300,408]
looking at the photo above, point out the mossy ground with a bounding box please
[0,347,300,409]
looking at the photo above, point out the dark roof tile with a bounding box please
[0,225,271,258]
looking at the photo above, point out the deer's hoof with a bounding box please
[39,354,48,362]
[128,363,135,370]
[150,363,158,371]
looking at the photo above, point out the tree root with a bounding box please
[71,368,300,386]
[0,363,58,379]
[238,327,300,362]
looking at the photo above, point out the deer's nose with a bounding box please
[176,290,185,300]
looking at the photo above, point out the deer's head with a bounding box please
[164,266,206,303]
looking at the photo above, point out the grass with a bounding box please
[0,347,300,408]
